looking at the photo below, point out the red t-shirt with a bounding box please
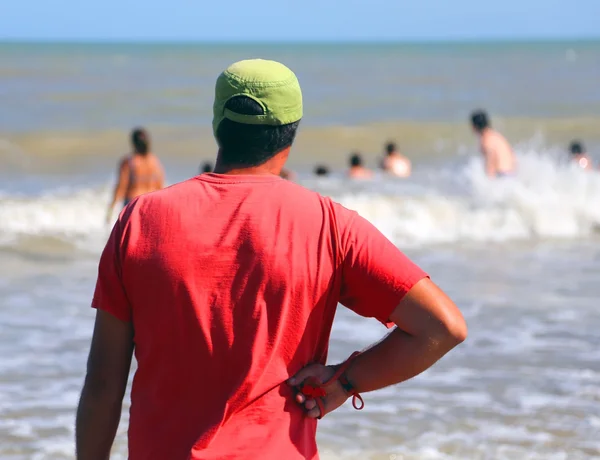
[92,173,427,460]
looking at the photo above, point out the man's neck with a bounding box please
[213,149,289,176]
[213,164,280,176]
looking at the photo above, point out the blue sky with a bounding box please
[2,0,599,42]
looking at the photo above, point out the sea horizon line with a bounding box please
[1,36,599,47]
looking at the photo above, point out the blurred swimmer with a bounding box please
[381,141,411,177]
[107,127,165,223]
[314,165,330,176]
[348,152,373,179]
[470,110,516,178]
[569,141,593,170]
[200,161,213,173]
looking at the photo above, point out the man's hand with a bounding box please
[288,364,349,419]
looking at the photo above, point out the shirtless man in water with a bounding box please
[107,128,165,223]
[381,141,411,178]
[470,110,516,178]
[569,141,593,170]
[348,152,373,179]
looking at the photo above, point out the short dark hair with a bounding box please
[470,110,489,131]
[385,142,396,155]
[131,127,150,155]
[350,153,363,167]
[569,141,584,155]
[215,96,300,167]
[200,162,213,173]
[314,165,329,176]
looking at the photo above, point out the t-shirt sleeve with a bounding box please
[91,219,132,322]
[337,206,429,327]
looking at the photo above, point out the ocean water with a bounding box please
[1,41,600,459]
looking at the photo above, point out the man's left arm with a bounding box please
[76,309,133,460]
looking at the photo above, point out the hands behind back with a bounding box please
[287,364,350,419]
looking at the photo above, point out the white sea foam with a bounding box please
[1,150,598,254]
[339,150,600,246]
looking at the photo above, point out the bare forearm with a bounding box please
[76,385,123,460]
[345,327,461,393]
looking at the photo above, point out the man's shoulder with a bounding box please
[126,178,197,214]
[273,179,340,213]
[488,129,509,143]
[481,130,502,149]
[151,177,195,198]
[256,179,359,226]
[118,155,131,169]
[276,182,362,245]
[287,183,357,222]
[490,130,515,154]
[393,153,410,163]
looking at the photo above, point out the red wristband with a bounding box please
[299,351,364,418]
[338,370,365,410]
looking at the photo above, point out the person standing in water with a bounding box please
[569,141,593,170]
[314,164,330,176]
[200,161,213,174]
[381,141,411,177]
[348,152,373,179]
[106,128,165,223]
[470,110,516,178]
[76,59,466,460]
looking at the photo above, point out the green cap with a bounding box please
[212,59,303,136]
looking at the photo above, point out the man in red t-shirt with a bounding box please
[76,59,467,460]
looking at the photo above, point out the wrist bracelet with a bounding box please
[338,370,365,410]
[299,351,364,418]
